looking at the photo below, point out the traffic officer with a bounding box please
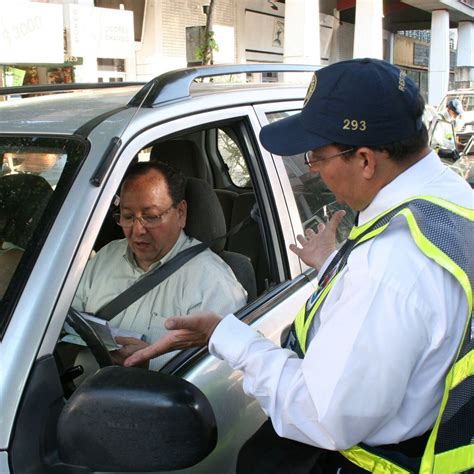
[125,58,474,473]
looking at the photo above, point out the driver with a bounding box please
[73,160,247,370]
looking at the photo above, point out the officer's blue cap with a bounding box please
[260,58,423,156]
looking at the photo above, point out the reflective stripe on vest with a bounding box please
[292,196,474,473]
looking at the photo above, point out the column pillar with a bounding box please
[456,21,474,89]
[353,0,383,59]
[428,9,450,107]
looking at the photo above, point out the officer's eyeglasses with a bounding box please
[113,205,174,228]
[304,148,355,167]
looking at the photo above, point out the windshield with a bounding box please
[0,135,87,334]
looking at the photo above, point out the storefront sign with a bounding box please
[0,2,64,64]
[65,4,134,59]
[5,66,26,86]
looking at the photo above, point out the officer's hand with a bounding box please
[124,311,222,367]
[111,336,150,368]
[289,209,346,271]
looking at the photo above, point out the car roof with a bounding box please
[0,64,316,136]
[0,86,142,135]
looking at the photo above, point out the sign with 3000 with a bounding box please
[0,2,63,64]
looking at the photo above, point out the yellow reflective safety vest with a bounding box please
[286,196,474,473]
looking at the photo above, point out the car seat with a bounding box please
[0,173,53,249]
[150,138,239,231]
[184,177,257,302]
[0,173,53,297]
[150,139,209,182]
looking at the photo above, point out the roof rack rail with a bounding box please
[0,81,146,97]
[129,63,319,107]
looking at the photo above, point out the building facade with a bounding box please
[0,0,473,106]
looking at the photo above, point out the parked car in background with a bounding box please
[437,88,474,148]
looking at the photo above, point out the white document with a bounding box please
[62,312,145,350]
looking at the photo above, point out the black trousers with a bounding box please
[236,419,366,474]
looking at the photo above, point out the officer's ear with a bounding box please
[354,147,377,180]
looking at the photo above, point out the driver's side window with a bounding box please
[61,131,257,381]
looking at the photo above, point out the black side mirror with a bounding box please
[57,366,217,472]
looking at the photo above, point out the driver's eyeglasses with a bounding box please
[113,205,174,228]
[304,148,355,167]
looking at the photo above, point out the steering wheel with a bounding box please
[66,307,114,368]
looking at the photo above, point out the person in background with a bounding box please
[446,98,465,150]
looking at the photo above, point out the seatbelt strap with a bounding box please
[96,214,253,321]
[96,243,207,321]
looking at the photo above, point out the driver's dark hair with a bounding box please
[336,93,428,162]
[122,160,186,206]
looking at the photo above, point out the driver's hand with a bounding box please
[289,209,346,271]
[111,336,149,369]
[124,311,222,367]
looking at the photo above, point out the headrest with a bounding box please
[0,173,53,248]
[150,140,207,180]
[184,178,226,253]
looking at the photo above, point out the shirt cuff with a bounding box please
[209,314,262,367]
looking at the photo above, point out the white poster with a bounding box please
[244,10,285,55]
[65,5,134,59]
[96,8,134,58]
[0,3,64,64]
[64,4,96,58]
[213,25,235,64]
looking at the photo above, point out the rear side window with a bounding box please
[0,135,86,333]
[217,129,251,187]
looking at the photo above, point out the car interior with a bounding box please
[93,123,276,303]
[50,120,286,394]
[0,173,53,298]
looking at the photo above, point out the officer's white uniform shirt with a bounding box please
[209,151,473,450]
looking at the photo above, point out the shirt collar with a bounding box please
[358,150,445,225]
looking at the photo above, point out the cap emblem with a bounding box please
[398,70,407,92]
[304,73,317,107]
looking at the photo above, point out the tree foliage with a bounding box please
[198,0,218,65]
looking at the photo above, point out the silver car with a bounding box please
[0,64,361,473]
